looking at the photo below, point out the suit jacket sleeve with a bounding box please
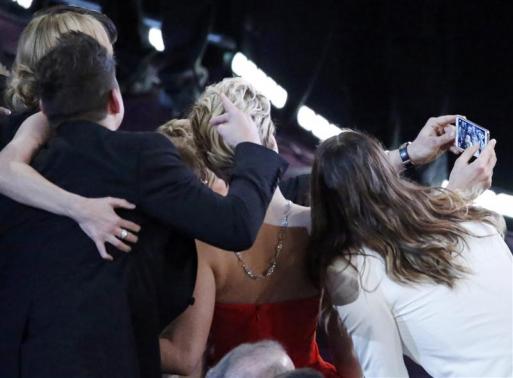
[280,174,311,206]
[137,133,288,251]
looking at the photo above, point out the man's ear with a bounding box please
[107,87,122,115]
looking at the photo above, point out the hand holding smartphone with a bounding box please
[455,115,490,157]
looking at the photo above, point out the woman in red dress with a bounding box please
[158,78,360,377]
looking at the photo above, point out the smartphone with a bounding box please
[455,115,490,157]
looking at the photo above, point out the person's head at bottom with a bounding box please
[35,31,124,130]
[206,340,294,378]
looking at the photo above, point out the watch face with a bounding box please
[400,144,409,159]
[399,143,413,167]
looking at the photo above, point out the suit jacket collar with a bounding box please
[55,119,112,140]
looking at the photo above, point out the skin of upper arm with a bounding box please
[0,112,50,165]
[160,253,216,375]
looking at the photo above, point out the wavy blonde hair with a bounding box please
[158,119,213,184]
[308,129,504,288]
[6,9,113,111]
[188,77,276,181]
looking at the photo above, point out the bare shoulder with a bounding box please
[195,240,231,284]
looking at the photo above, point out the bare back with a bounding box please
[197,220,319,304]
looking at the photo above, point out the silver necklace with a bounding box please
[235,200,292,280]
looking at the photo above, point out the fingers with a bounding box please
[95,241,113,261]
[95,225,139,260]
[433,126,455,146]
[477,139,496,165]
[107,196,141,232]
[269,134,279,153]
[109,197,136,210]
[115,227,138,244]
[489,149,497,169]
[106,235,132,253]
[0,107,11,116]
[432,115,457,127]
[457,143,480,164]
[218,93,237,113]
[449,145,461,154]
[120,219,141,233]
[210,113,229,127]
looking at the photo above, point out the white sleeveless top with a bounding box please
[327,222,513,378]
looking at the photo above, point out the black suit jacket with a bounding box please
[0,120,287,378]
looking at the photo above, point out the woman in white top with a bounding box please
[309,129,512,378]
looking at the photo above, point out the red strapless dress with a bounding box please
[206,296,339,377]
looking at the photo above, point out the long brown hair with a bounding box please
[308,130,502,288]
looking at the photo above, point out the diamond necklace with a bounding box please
[235,200,292,280]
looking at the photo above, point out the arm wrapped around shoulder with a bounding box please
[138,132,288,251]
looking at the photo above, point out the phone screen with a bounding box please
[455,116,490,157]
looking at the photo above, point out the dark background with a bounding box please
[2,0,512,187]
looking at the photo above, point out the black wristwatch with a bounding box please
[399,142,414,169]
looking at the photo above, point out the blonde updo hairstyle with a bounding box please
[158,119,213,184]
[189,77,276,182]
[6,9,113,111]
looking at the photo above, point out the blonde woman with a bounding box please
[309,130,511,377]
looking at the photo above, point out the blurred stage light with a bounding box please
[231,52,287,109]
[442,180,513,218]
[12,0,32,9]
[297,105,341,141]
[148,27,165,52]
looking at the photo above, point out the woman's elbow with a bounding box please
[160,339,202,376]
[177,357,201,376]
[163,354,201,376]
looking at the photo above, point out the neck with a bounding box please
[96,116,118,131]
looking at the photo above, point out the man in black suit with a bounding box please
[0,32,287,378]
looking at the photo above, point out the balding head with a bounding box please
[206,341,294,378]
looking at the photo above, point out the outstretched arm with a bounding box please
[387,115,457,173]
[0,112,140,259]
